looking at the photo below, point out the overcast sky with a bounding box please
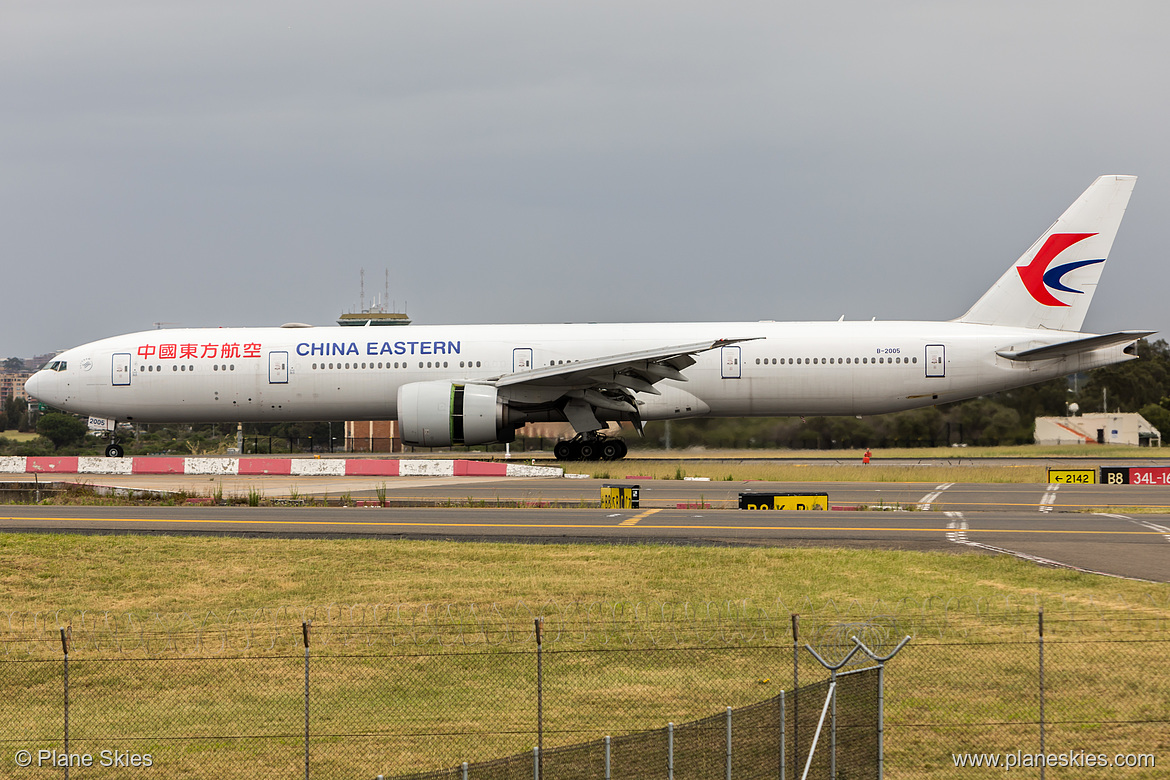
[3,1,1168,358]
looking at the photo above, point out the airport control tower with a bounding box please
[338,269,411,327]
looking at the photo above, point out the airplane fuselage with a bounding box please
[27,320,1133,424]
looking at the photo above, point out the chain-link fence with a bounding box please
[2,597,1167,777]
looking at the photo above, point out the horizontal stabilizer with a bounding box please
[996,331,1154,362]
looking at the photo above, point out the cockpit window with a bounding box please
[45,361,66,372]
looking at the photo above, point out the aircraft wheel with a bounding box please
[105,443,124,458]
[579,441,600,461]
[553,441,574,461]
[600,441,621,461]
[615,440,628,459]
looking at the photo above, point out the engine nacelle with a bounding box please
[397,381,514,446]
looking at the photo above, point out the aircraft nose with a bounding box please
[23,372,43,400]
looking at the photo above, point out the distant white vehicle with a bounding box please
[27,176,1151,460]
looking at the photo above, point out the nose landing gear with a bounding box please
[103,426,125,458]
[553,433,628,461]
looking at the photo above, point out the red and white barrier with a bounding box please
[0,456,562,478]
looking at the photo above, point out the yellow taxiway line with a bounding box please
[1,515,1167,536]
[618,508,661,527]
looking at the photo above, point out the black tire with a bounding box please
[105,443,124,458]
[615,440,628,459]
[600,441,621,461]
[553,441,574,460]
[568,441,584,461]
[579,442,599,461]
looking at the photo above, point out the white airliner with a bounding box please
[26,175,1151,460]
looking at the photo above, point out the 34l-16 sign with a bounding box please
[1100,467,1170,485]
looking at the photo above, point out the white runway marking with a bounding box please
[918,482,954,510]
[944,511,969,544]
[1097,513,1170,544]
[947,510,1153,581]
[1039,484,1058,512]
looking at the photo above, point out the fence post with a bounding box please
[604,735,611,780]
[791,614,799,775]
[532,746,539,780]
[462,761,468,780]
[725,706,732,780]
[830,671,836,780]
[779,690,786,780]
[60,627,69,780]
[303,621,311,780]
[667,722,674,780]
[535,617,543,780]
[1039,608,1045,780]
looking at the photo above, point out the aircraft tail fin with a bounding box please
[957,175,1136,332]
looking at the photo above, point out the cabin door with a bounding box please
[112,353,131,386]
[513,348,533,373]
[925,345,945,378]
[269,351,289,384]
[721,346,742,379]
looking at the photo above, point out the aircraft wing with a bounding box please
[488,337,756,431]
[996,330,1154,361]
[492,337,755,391]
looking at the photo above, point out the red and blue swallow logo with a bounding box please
[1016,233,1103,307]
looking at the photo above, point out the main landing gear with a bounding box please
[553,433,628,461]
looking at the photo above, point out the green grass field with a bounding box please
[4,533,1168,616]
[3,534,1167,777]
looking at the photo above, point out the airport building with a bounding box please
[1034,412,1161,447]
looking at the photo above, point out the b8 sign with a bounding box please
[1101,467,1130,485]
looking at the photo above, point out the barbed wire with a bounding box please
[1,592,1166,659]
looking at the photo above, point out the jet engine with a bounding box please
[397,381,516,446]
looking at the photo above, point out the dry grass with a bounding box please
[2,533,1167,622]
[620,444,1155,460]
[570,459,1046,483]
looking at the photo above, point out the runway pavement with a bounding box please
[2,472,1168,582]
